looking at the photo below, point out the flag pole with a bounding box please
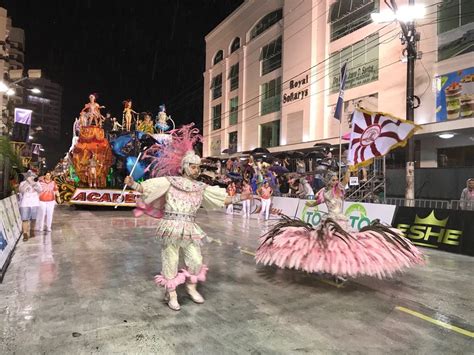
[338,112,343,181]
[334,62,347,181]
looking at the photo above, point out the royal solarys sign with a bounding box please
[392,207,474,256]
[297,200,396,231]
[70,188,140,207]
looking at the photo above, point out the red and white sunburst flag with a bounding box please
[348,109,421,168]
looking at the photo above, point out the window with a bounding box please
[213,50,223,65]
[438,145,474,168]
[437,0,474,61]
[250,9,283,39]
[330,0,378,41]
[228,131,238,153]
[260,36,282,76]
[229,63,239,91]
[211,74,222,100]
[261,77,282,115]
[260,120,280,148]
[329,33,378,93]
[230,37,240,53]
[212,104,222,130]
[229,97,238,126]
[438,0,474,34]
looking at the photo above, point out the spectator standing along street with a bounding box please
[460,178,474,210]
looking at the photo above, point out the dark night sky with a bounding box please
[2,0,243,164]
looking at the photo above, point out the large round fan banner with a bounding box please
[348,109,421,169]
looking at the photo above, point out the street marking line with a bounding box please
[396,306,474,338]
[317,278,345,289]
[239,248,256,257]
[412,242,438,249]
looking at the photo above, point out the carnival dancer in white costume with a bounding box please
[126,124,237,311]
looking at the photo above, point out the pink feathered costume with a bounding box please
[256,182,424,279]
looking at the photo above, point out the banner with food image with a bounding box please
[436,67,474,121]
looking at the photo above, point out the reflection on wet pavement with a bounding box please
[0,206,473,353]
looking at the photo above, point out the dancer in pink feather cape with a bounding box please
[125,124,238,311]
[256,171,424,281]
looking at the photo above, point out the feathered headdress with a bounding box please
[142,123,202,177]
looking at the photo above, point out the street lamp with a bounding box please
[0,82,9,92]
[372,1,425,206]
[30,88,41,94]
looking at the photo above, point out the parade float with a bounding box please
[55,95,175,207]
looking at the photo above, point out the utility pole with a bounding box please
[389,0,420,206]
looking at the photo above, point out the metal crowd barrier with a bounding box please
[383,198,471,210]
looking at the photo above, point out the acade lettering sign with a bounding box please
[392,207,474,256]
[70,189,140,206]
[283,75,309,104]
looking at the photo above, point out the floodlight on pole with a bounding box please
[371,4,426,23]
[0,82,9,92]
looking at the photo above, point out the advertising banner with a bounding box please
[392,207,474,256]
[69,189,140,207]
[436,67,474,122]
[0,196,22,279]
[296,200,396,231]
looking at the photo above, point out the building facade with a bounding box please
[0,7,27,134]
[203,0,474,169]
[23,78,62,140]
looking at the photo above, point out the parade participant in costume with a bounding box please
[241,180,253,218]
[79,112,89,128]
[36,172,59,232]
[19,170,42,241]
[256,171,424,280]
[155,105,170,134]
[226,181,237,215]
[126,124,236,311]
[122,99,138,132]
[138,113,155,134]
[102,113,113,140]
[257,180,273,221]
[112,117,123,132]
[81,93,104,126]
[87,153,99,188]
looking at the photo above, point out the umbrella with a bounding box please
[289,151,305,159]
[227,172,243,181]
[313,142,331,149]
[305,151,325,160]
[222,148,235,154]
[269,165,289,174]
[251,147,270,155]
[201,164,218,171]
[274,152,290,159]
[203,157,220,162]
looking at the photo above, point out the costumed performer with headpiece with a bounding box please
[155,104,170,134]
[122,99,138,132]
[125,124,238,311]
[81,93,105,126]
[256,170,424,282]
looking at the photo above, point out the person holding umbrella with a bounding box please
[19,170,42,241]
